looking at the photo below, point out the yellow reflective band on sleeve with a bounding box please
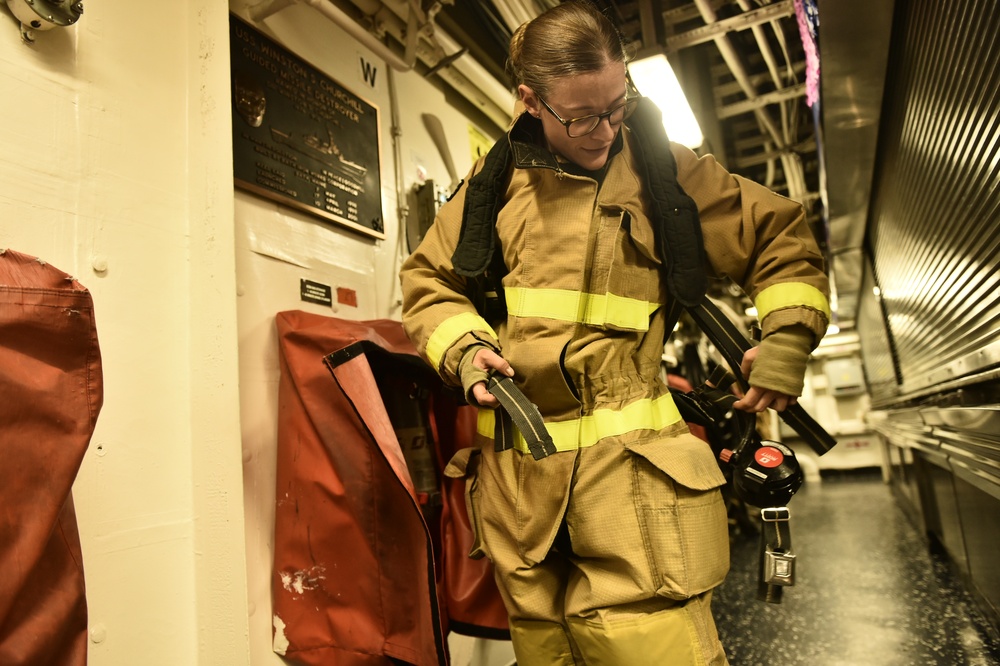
[506,287,658,331]
[477,393,683,453]
[754,282,831,322]
[426,312,498,369]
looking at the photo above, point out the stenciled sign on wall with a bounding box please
[229,15,384,239]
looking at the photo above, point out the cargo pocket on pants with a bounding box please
[624,435,730,600]
[444,447,487,560]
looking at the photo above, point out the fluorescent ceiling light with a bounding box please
[628,52,704,149]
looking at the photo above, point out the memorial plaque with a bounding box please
[230,15,384,239]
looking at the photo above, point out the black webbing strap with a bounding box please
[493,402,515,454]
[686,299,837,457]
[486,371,556,461]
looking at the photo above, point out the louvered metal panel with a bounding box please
[857,256,900,405]
[865,0,1000,397]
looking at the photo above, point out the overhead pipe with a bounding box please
[387,64,409,310]
[248,0,296,20]
[491,0,539,33]
[734,0,803,155]
[735,0,784,92]
[302,0,419,71]
[248,0,417,71]
[433,29,514,118]
[249,0,513,127]
[359,0,514,122]
[371,0,514,112]
[639,0,657,49]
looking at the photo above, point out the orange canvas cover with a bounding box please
[0,249,103,666]
[273,311,507,666]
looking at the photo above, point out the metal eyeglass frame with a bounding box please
[535,94,641,137]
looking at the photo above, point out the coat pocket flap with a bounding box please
[623,207,662,265]
[624,435,726,491]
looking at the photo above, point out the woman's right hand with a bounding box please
[469,348,515,408]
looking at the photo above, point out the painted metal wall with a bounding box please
[0,1,248,663]
[860,0,1000,401]
[1,0,514,662]
[225,1,513,663]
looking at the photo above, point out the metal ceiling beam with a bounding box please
[687,0,787,154]
[638,0,657,47]
[718,82,806,118]
[665,0,794,53]
[663,0,726,26]
[713,63,805,99]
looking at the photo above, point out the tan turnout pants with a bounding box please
[447,424,731,665]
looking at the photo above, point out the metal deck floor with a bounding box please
[714,470,1000,666]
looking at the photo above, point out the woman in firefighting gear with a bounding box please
[399,1,830,663]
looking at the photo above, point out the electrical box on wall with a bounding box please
[825,357,866,396]
[406,179,450,254]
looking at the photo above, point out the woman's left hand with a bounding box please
[733,386,798,413]
[732,345,798,413]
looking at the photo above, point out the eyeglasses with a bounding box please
[536,95,640,138]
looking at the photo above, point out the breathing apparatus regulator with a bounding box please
[673,360,813,604]
[660,293,838,604]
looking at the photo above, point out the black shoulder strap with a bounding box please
[452,137,512,278]
[450,135,512,322]
[625,98,708,307]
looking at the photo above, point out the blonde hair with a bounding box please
[507,1,627,97]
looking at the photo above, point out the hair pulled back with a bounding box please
[507,1,628,97]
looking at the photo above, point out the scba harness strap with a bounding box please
[450,123,517,323]
[485,371,556,461]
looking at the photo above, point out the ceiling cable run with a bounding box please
[689,0,788,179]
[639,0,658,48]
[734,0,787,99]
[689,0,785,149]
[718,82,805,119]
[490,0,552,33]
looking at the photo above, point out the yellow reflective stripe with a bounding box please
[477,393,682,453]
[425,312,498,369]
[755,282,831,322]
[506,287,658,331]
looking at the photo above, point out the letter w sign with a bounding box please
[359,56,378,88]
